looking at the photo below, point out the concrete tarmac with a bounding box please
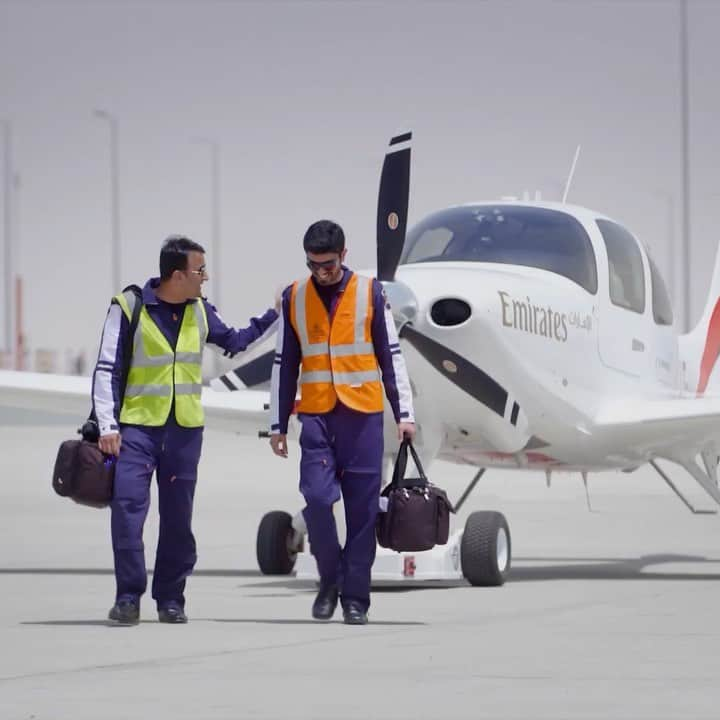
[1,411,720,719]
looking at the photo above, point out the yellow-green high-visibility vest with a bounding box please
[115,289,208,427]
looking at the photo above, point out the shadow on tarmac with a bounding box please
[0,568,262,577]
[509,553,720,582]
[20,620,157,627]
[210,618,426,626]
[5,554,720,585]
[20,618,425,627]
[12,555,720,628]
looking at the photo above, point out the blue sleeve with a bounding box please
[204,300,278,358]
[370,280,403,422]
[273,288,301,435]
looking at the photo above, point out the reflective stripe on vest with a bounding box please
[290,273,383,414]
[117,294,208,427]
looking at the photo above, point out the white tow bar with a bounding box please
[295,530,465,582]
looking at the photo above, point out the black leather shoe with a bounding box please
[158,603,188,624]
[312,584,339,620]
[342,600,368,625]
[108,600,140,626]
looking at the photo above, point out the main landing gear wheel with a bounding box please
[256,511,298,575]
[460,511,511,586]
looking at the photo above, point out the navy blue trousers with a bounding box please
[111,418,203,609]
[299,404,383,612]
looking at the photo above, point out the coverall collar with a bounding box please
[143,277,201,306]
[309,266,353,294]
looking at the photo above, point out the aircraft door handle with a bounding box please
[632,338,645,352]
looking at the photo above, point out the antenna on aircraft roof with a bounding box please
[561,145,581,204]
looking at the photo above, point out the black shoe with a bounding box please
[108,600,140,626]
[158,602,188,624]
[311,584,339,620]
[342,600,368,625]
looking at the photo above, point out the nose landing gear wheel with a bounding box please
[460,511,511,586]
[256,510,298,575]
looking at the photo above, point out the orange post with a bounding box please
[14,275,23,371]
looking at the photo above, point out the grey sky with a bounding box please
[1,0,719,366]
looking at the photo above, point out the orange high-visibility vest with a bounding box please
[290,273,383,414]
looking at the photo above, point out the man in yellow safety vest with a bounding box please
[93,235,277,625]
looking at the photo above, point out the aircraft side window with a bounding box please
[648,256,673,326]
[609,267,628,307]
[597,219,645,314]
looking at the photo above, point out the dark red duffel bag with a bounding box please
[376,439,454,552]
[52,439,114,508]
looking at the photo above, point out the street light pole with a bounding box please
[665,192,676,305]
[2,120,13,355]
[94,109,121,292]
[194,138,221,375]
[650,189,677,307]
[195,138,221,306]
[680,0,691,331]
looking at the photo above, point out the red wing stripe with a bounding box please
[697,298,720,394]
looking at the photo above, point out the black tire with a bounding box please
[460,511,511,586]
[256,511,297,575]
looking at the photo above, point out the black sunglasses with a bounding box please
[306,257,340,272]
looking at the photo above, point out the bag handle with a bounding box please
[391,438,428,489]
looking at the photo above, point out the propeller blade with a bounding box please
[399,324,510,419]
[377,132,412,281]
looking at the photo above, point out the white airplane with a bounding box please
[4,132,720,588]
[213,132,720,586]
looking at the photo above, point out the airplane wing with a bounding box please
[0,370,270,436]
[593,395,720,460]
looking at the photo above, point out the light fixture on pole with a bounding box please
[93,109,121,292]
[679,0,691,331]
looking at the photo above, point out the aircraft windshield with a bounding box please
[402,205,598,293]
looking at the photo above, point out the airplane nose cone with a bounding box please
[381,279,418,328]
[392,265,533,454]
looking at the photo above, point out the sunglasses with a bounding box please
[306,257,340,272]
[188,265,207,277]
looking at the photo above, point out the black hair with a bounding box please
[303,220,345,254]
[159,235,206,280]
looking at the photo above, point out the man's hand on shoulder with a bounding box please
[98,432,122,456]
[274,285,285,313]
[270,433,288,458]
[397,422,416,441]
[274,283,294,314]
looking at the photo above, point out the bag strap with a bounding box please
[118,284,143,402]
[391,438,428,489]
[85,284,143,434]
[390,440,408,487]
